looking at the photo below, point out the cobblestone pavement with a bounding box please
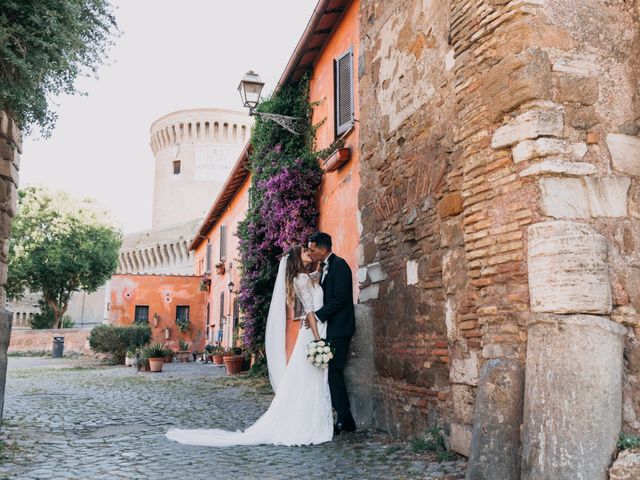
[0,357,467,480]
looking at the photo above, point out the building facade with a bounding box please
[108,274,208,353]
[186,0,640,477]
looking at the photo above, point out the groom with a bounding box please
[307,232,356,434]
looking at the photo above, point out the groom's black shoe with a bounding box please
[334,420,356,435]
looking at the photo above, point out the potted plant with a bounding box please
[199,277,211,292]
[204,344,216,362]
[131,348,142,371]
[125,346,137,367]
[211,345,225,365]
[164,349,175,363]
[143,343,168,372]
[215,261,226,275]
[176,317,190,333]
[178,339,190,363]
[223,347,243,375]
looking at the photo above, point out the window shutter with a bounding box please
[205,242,212,273]
[335,49,354,136]
[219,225,227,261]
[220,292,225,322]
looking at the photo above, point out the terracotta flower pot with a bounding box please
[178,351,190,363]
[213,354,224,365]
[223,355,243,375]
[164,351,174,363]
[148,357,165,372]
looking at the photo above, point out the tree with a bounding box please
[7,186,121,329]
[0,0,118,135]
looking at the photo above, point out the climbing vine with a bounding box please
[237,75,323,352]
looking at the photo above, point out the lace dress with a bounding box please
[165,272,332,446]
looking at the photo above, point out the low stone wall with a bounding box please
[9,328,92,355]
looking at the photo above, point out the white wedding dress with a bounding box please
[166,257,333,447]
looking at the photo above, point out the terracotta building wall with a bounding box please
[109,274,207,353]
[311,0,361,295]
[193,176,250,349]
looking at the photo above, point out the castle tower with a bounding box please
[149,108,252,229]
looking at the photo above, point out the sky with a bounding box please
[19,0,318,234]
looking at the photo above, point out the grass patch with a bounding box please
[618,432,640,451]
[0,438,21,463]
[411,427,453,462]
[8,351,50,357]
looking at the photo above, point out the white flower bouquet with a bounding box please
[306,339,333,369]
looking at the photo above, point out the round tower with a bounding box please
[149,108,252,229]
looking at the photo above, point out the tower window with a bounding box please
[173,160,181,175]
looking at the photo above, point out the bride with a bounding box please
[166,245,333,446]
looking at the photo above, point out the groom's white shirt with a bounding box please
[321,252,333,284]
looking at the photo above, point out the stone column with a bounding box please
[521,221,624,480]
[0,111,21,431]
[521,314,625,480]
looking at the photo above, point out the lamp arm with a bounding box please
[251,110,306,135]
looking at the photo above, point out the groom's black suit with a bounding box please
[315,253,356,428]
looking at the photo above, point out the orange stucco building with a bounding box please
[109,274,208,353]
[190,145,251,350]
[190,0,361,358]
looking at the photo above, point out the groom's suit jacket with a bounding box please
[315,253,355,339]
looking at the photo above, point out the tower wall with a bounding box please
[149,108,252,229]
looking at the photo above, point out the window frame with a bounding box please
[173,160,181,175]
[134,305,149,324]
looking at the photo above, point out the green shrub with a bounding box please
[88,324,151,364]
[411,427,452,462]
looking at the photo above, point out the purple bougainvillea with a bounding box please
[236,77,323,353]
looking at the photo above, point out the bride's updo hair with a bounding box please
[285,245,307,307]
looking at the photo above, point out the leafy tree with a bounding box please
[0,0,118,135]
[7,186,121,328]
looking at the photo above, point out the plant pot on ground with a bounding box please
[143,343,168,373]
[178,339,190,363]
[223,354,243,375]
[164,350,174,363]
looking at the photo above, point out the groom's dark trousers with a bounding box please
[315,253,356,426]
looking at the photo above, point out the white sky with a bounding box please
[19,0,317,234]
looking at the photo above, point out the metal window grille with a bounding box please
[205,241,212,273]
[173,160,181,175]
[176,305,190,322]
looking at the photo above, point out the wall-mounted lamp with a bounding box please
[164,328,171,340]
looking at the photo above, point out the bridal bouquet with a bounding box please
[307,339,333,369]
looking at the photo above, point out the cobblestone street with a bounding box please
[0,357,466,480]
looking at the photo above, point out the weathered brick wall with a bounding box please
[8,328,92,355]
[0,111,21,428]
[358,0,458,437]
[360,0,640,473]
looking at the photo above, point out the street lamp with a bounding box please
[227,280,235,293]
[238,70,306,135]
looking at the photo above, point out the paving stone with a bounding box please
[0,357,467,479]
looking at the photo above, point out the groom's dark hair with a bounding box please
[309,232,332,250]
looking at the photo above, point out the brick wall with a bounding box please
[9,328,92,355]
[359,0,640,473]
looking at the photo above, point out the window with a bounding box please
[173,160,181,175]
[219,292,225,323]
[219,225,227,261]
[134,305,149,324]
[176,305,190,322]
[334,48,354,137]
[206,302,211,326]
[233,298,239,329]
[205,241,212,273]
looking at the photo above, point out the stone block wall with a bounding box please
[8,328,92,355]
[359,0,640,474]
[0,111,21,428]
